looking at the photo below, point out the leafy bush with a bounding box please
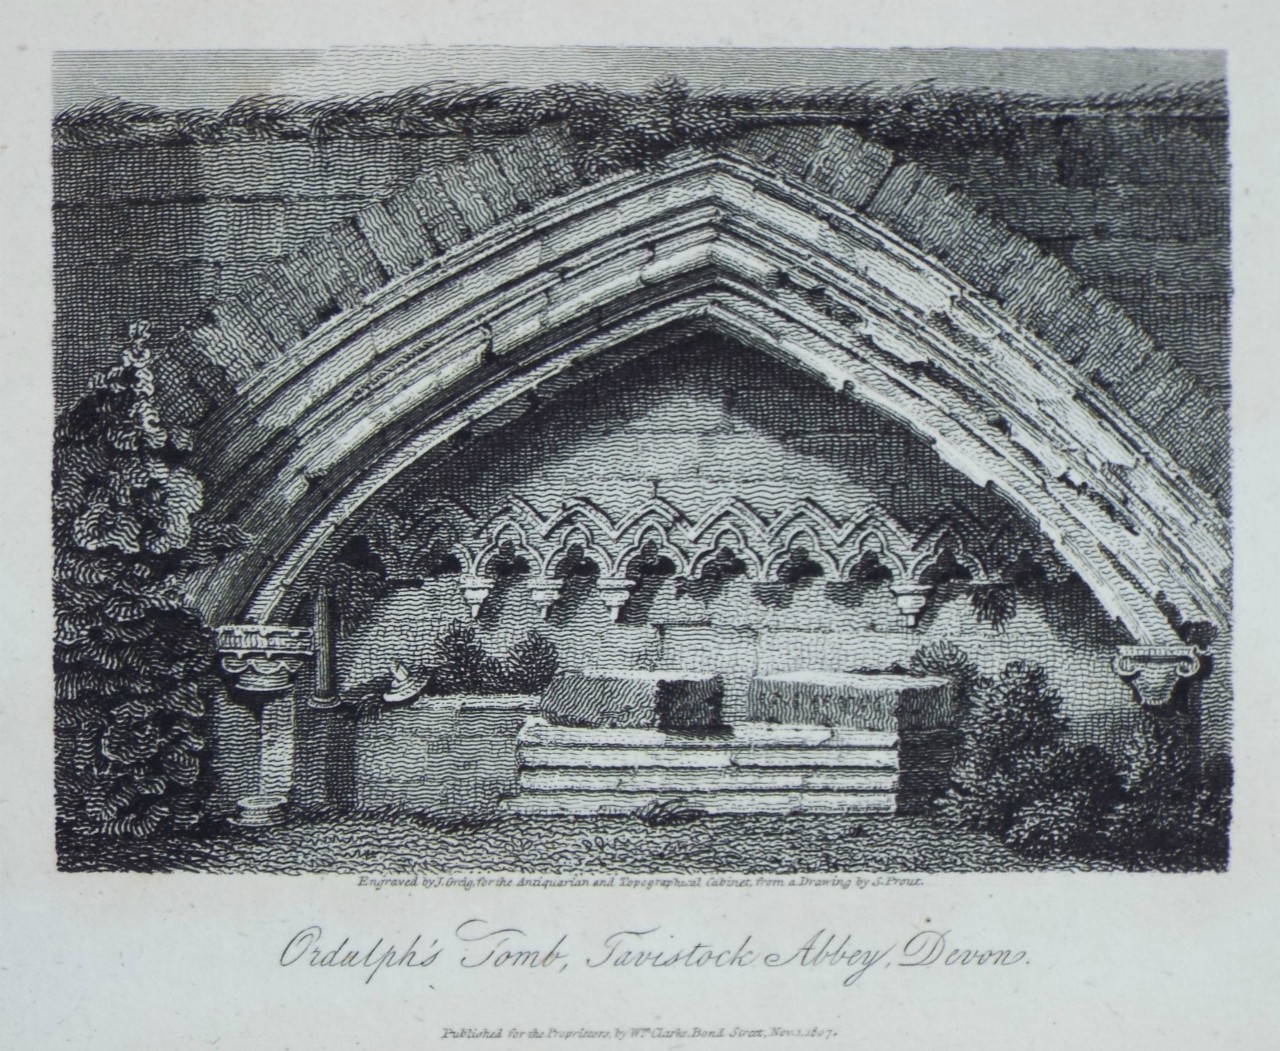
[53,330,245,838]
[505,630,560,694]
[634,797,707,827]
[428,621,510,695]
[967,582,1018,631]
[55,77,1226,166]
[935,659,1123,860]
[424,621,559,696]
[1110,708,1231,870]
[910,640,987,717]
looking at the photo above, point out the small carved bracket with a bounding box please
[889,583,934,628]
[596,576,636,623]
[459,574,495,619]
[528,576,564,620]
[1112,645,1203,707]
[217,624,313,693]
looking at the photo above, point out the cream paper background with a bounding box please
[2,3,1277,1047]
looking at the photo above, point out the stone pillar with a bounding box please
[310,583,339,709]
[217,624,314,826]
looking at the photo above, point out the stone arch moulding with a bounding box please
[184,152,1229,689]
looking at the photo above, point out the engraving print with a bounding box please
[52,48,1231,874]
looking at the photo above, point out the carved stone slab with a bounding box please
[746,671,955,732]
[540,669,725,730]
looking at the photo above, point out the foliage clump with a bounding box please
[917,641,1229,869]
[54,76,1227,179]
[53,329,246,838]
[1112,708,1231,870]
[421,621,559,697]
[935,659,1123,860]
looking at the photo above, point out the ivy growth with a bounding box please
[53,326,247,839]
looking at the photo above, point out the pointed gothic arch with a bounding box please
[171,147,1225,664]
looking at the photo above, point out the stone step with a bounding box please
[516,719,899,750]
[503,790,897,816]
[519,767,898,793]
[520,745,899,769]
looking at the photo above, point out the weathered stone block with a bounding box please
[272,247,346,326]
[353,695,538,815]
[431,164,500,236]
[404,175,470,251]
[989,244,1082,335]
[492,138,560,204]
[234,272,301,352]
[746,672,954,732]
[736,125,832,180]
[330,218,391,294]
[298,236,363,312]
[461,150,522,220]
[354,199,428,277]
[803,128,896,210]
[540,670,725,730]
[201,300,278,383]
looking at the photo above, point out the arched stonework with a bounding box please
[166,144,1228,662]
[156,124,1228,505]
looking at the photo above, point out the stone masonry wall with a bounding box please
[330,336,1138,749]
[53,110,1229,420]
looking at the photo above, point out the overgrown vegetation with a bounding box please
[418,620,559,697]
[53,326,246,838]
[1112,707,1232,871]
[634,797,708,827]
[918,642,1229,870]
[54,77,1226,179]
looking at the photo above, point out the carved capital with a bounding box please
[889,583,933,628]
[1112,645,1203,707]
[459,574,495,619]
[596,576,636,623]
[528,576,563,620]
[217,624,313,693]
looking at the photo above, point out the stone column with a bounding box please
[217,624,314,827]
[310,583,339,709]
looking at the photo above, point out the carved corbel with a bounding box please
[889,582,934,628]
[217,625,313,694]
[528,576,563,620]
[458,574,495,619]
[596,576,636,622]
[1112,645,1204,707]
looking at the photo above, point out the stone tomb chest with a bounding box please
[508,669,957,816]
[539,669,725,730]
[746,671,953,731]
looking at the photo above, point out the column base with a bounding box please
[308,693,342,710]
[232,793,289,827]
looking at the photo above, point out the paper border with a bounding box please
[4,3,1279,1048]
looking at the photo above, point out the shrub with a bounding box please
[909,640,987,717]
[505,630,560,694]
[1110,707,1231,870]
[635,797,706,827]
[935,660,1123,860]
[428,621,510,695]
[424,622,559,696]
[53,329,245,838]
